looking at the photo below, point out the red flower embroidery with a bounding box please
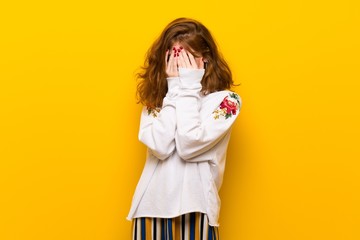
[213,93,240,119]
[220,96,238,115]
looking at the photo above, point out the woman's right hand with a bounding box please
[165,48,179,77]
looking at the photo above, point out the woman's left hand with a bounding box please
[178,49,204,70]
[177,49,206,88]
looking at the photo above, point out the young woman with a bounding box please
[127,17,242,240]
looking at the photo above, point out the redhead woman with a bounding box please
[127,17,242,240]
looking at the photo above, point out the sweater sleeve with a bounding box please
[138,77,180,160]
[175,68,242,161]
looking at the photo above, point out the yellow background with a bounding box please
[1,0,359,239]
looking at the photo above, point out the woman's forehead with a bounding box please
[170,42,195,52]
[168,42,201,57]
[171,42,183,48]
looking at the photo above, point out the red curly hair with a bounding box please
[136,17,236,108]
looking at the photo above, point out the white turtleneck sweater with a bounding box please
[126,68,242,226]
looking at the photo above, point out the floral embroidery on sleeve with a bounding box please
[213,92,241,120]
[147,106,161,118]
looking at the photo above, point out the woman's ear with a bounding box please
[201,58,208,69]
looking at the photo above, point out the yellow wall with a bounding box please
[1,0,359,239]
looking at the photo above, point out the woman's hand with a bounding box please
[165,48,179,77]
[165,47,204,77]
[178,49,204,70]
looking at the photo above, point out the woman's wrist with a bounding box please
[178,68,205,89]
[166,76,180,97]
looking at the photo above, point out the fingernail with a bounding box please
[173,47,176,50]
[180,46,183,49]
[177,53,179,56]
[174,53,176,57]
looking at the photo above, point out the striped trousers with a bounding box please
[132,212,220,240]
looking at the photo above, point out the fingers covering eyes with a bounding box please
[166,49,180,77]
[180,50,203,69]
[166,48,204,77]
[187,52,197,68]
[180,50,192,68]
